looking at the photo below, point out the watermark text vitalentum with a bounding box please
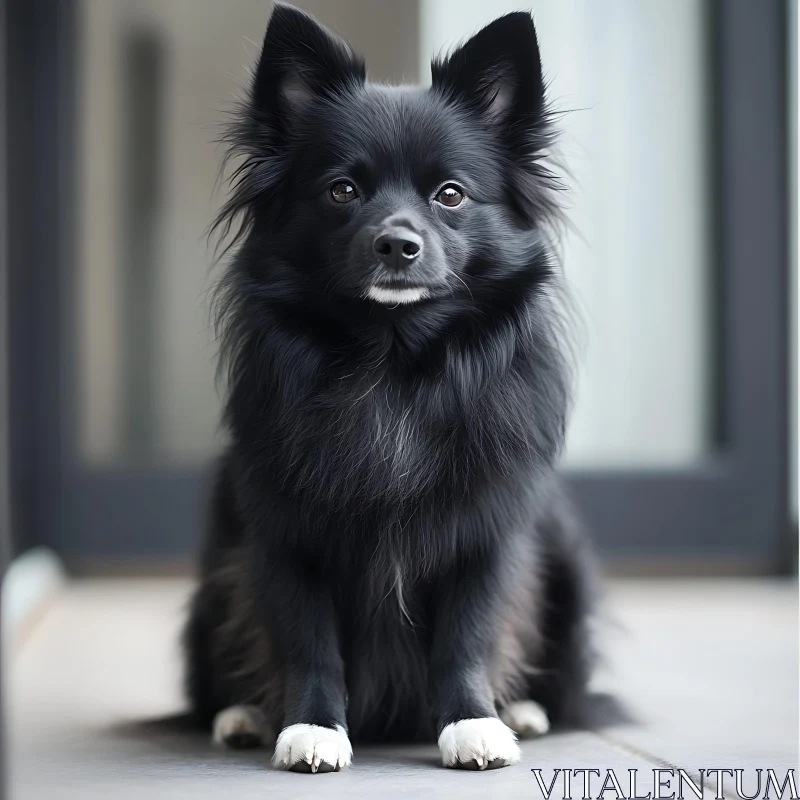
[530,768,798,800]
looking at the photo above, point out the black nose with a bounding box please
[373,227,423,269]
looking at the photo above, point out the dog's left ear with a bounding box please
[431,12,545,128]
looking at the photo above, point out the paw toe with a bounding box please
[212,705,270,749]
[499,700,550,739]
[273,724,352,773]
[438,717,521,770]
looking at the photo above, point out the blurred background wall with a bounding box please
[2,0,795,574]
[75,0,711,469]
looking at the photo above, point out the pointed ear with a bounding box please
[251,3,365,127]
[431,12,545,126]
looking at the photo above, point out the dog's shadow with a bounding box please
[106,704,636,774]
[107,714,270,771]
[106,714,444,771]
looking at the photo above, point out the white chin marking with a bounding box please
[366,286,428,305]
[499,700,551,739]
[273,723,353,773]
[438,717,521,770]
[212,705,272,748]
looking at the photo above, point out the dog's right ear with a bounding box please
[251,3,365,129]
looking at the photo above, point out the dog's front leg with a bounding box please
[429,550,522,770]
[256,548,351,773]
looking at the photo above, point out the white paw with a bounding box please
[438,717,521,770]
[499,700,550,738]
[273,723,352,773]
[212,705,272,748]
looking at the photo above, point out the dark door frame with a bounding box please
[569,0,792,572]
[6,0,75,560]
[5,0,793,573]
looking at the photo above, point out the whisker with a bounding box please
[450,271,475,306]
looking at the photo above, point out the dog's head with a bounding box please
[219,3,558,309]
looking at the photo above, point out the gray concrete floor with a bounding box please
[8,578,798,799]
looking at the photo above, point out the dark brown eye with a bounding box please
[330,181,358,203]
[435,184,465,207]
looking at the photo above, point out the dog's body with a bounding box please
[185,4,599,771]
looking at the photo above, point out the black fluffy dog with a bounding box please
[185,3,599,772]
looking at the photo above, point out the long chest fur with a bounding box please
[257,357,559,510]
[228,310,566,570]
